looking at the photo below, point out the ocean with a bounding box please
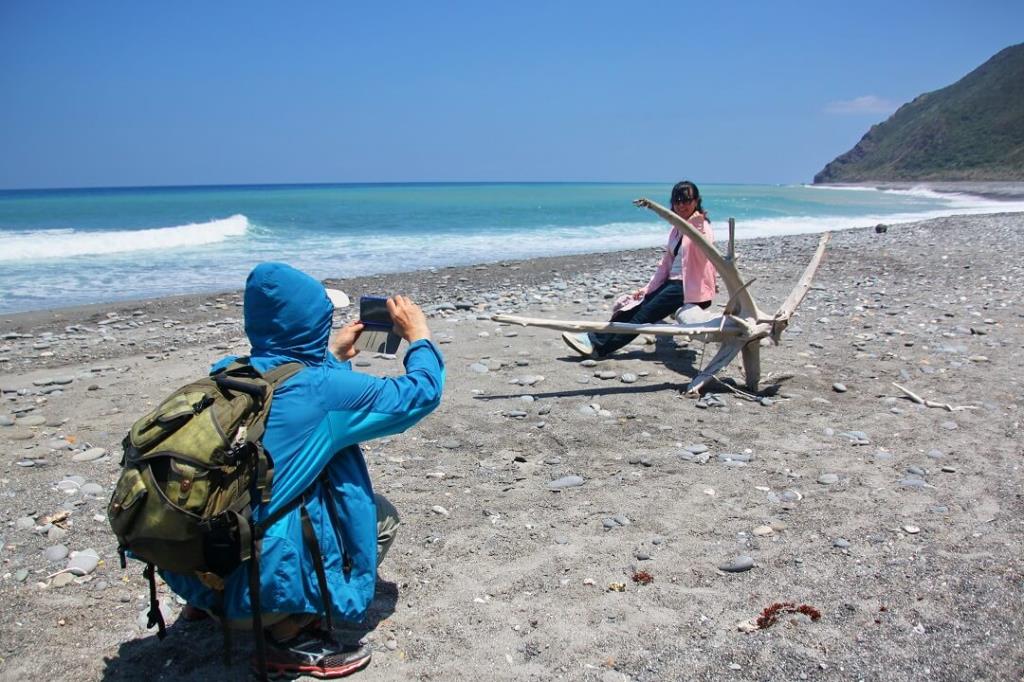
[1,182,1021,314]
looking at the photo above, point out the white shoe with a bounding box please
[561,332,595,357]
[675,303,712,325]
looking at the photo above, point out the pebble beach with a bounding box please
[1,211,1023,680]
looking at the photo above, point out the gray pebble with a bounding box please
[926,449,943,459]
[72,447,107,462]
[684,443,708,454]
[547,475,585,491]
[18,415,46,427]
[15,517,36,531]
[620,373,638,384]
[15,568,29,582]
[44,544,69,562]
[595,370,617,380]
[602,518,618,529]
[634,551,651,561]
[67,548,100,575]
[832,382,848,393]
[581,359,598,367]
[438,439,461,450]
[817,473,839,485]
[899,477,928,489]
[468,363,489,374]
[81,483,104,496]
[906,465,926,477]
[0,414,15,427]
[718,555,755,573]
[940,421,958,431]
[502,410,528,419]
[718,452,752,463]
[833,538,850,548]
[612,514,631,526]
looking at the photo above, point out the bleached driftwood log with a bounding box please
[493,198,831,395]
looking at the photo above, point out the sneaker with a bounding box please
[561,332,595,357]
[254,630,372,679]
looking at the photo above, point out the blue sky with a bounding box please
[1,1,1021,189]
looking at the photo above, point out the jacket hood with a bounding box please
[243,262,333,372]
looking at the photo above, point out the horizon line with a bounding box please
[0,179,805,194]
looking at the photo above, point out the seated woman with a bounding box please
[562,180,716,358]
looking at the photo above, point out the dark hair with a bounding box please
[670,180,707,220]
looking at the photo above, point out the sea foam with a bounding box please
[0,214,249,262]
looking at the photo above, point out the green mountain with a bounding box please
[814,43,1024,183]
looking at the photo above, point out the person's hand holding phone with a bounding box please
[387,295,430,343]
[329,320,365,360]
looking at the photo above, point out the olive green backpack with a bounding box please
[107,359,303,670]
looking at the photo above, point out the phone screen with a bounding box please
[359,296,391,328]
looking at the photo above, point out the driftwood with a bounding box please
[892,382,978,412]
[493,198,831,395]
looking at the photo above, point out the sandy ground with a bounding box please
[1,212,1023,681]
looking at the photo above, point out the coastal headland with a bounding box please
[1,210,1023,680]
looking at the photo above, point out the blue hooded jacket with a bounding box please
[162,262,445,620]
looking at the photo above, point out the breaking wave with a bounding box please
[0,214,249,262]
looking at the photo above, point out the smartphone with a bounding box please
[354,296,402,354]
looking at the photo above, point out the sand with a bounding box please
[1,211,1023,681]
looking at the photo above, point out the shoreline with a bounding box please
[3,205,1023,332]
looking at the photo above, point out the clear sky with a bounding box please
[1,1,1021,189]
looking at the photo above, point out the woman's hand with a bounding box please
[387,295,431,343]
[329,320,365,360]
[632,197,652,208]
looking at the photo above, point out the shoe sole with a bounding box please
[561,333,593,357]
[257,653,371,680]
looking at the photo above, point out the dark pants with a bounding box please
[590,281,685,357]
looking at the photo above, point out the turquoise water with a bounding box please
[1,182,1020,313]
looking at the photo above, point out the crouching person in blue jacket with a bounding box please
[162,262,444,679]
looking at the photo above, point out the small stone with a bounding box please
[718,556,754,573]
[833,538,850,548]
[752,526,774,536]
[430,505,449,516]
[67,548,100,575]
[385,639,398,651]
[832,383,847,393]
[72,447,107,462]
[547,475,585,491]
[581,359,598,367]
[19,415,46,427]
[926,449,943,460]
[595,370,617,380]
[940,421,958,431]
[684,443,708,454]
[941,466,956,473]
[469,363,489,374]
[620,373,637,384]
[44,545,69,562]
[81,483,104,496]
[15,568,29,582]
[438,439,461,450]
[902,525,921,534]
[52,572,75,588]
[0,414,15,427]
[634,550,650,561]
[16,517,36,531]
[817,473,839,485]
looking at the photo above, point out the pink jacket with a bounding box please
[643,212,716,304]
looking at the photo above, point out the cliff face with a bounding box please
[814,43,1024,183]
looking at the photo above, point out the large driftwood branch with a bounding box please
[686,339,744,395]
[770,232,831,341]
[491,313,743,339]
